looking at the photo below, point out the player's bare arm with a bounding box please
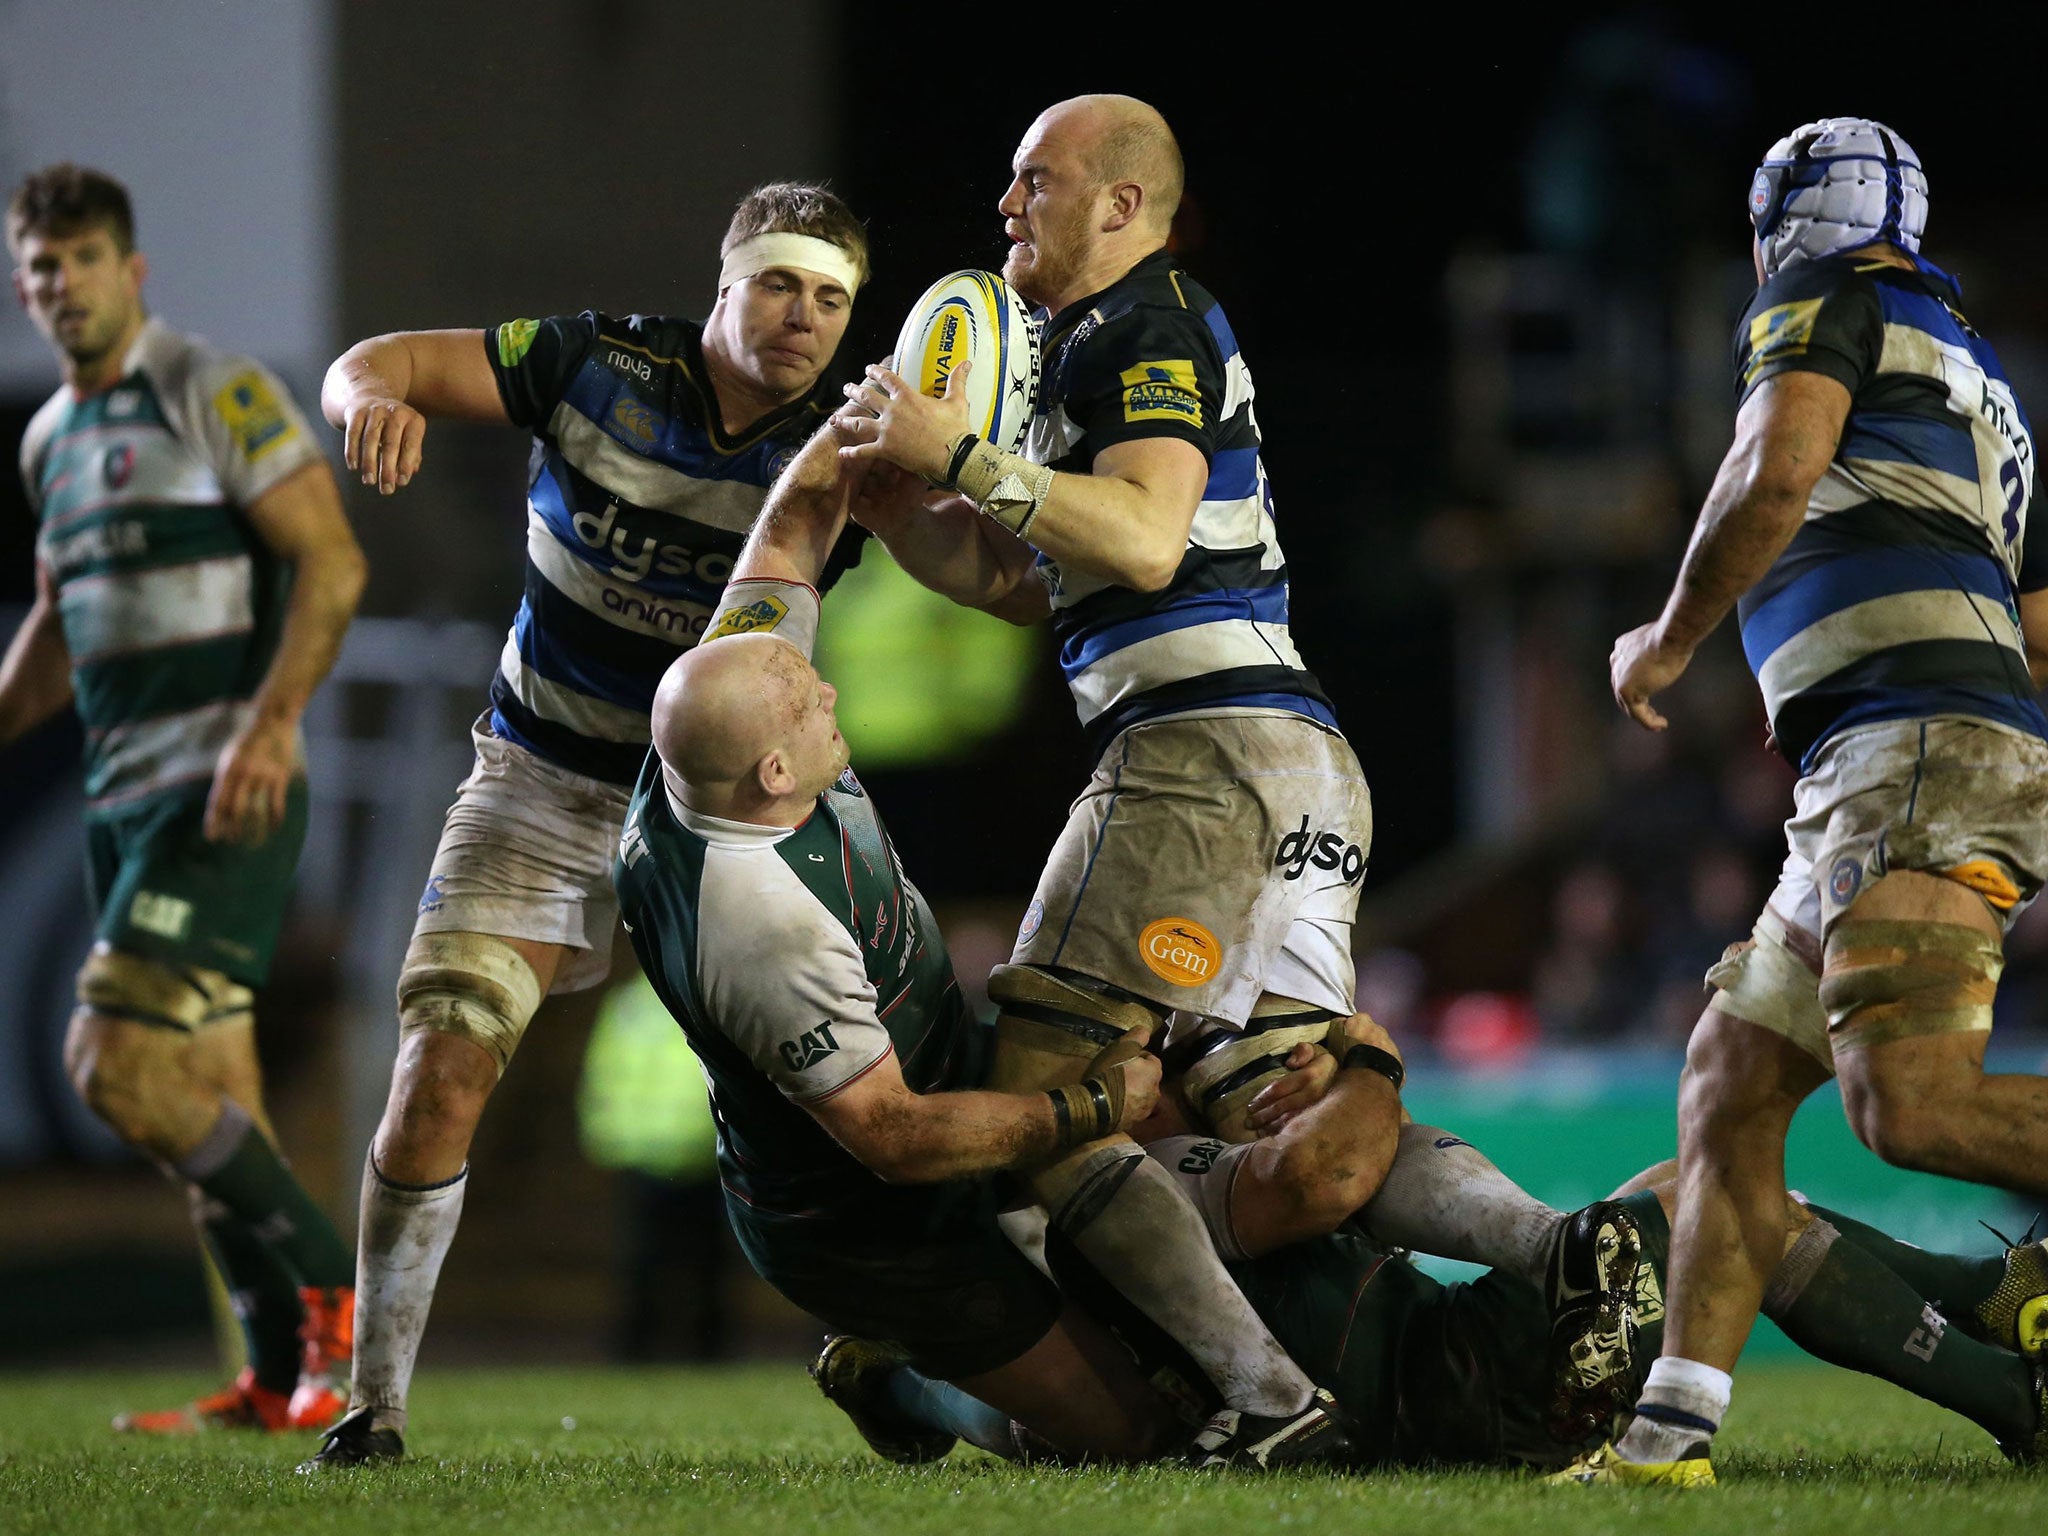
[838,356,1204,593]
[727,422,865,588]
[2019,588,2048,689]
[804,1027,1159,1184]
[320,328,510,495]
[0,559,73,746]
[1612,369,1849,730]
[205,459,366,845]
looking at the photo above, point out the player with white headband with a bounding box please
[303,182,870,1469]
[1562,116,2048,1486]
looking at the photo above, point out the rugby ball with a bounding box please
[890,269,1041,454]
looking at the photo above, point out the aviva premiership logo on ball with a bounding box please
[704,594,789,640]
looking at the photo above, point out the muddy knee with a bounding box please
[66,947,250,1148]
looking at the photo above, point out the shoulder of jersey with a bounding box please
[892,270,1041,453]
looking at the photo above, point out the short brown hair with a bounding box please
[7,163,135,256]
[722,181,870,291]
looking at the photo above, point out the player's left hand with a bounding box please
[1242,1042,1338,1137]
[205,715,295,845]
[833,357,972,485]
[1609,619,1694,732]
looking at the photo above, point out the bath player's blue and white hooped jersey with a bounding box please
[1024,252,1336,759]
[484,312,861,784]
[1731,254,2048,771]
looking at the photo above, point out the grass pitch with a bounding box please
[2,1363,2042,1536]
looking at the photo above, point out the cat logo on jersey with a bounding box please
[496,318,540,368]
[213,371,297,462]
[704,594,789,640]
[779,1021,841,1073]
[1743,298,1825,386]
[1120,359,1201,426]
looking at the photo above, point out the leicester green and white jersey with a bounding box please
[615,750,990,1232]
[19,318,322,819]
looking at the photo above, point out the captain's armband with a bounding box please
[942,432,1055,542]
[703,578,821,659]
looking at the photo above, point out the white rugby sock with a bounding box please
[1359,1123,1565,1282]
[1615,1356,1730,1462]
[350,1154,468,1433]
[1044,1142,1314,1418]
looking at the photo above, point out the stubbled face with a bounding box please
[999,114,1102,309]
[12,224,144,371]
[703,263,852,404]
[768,645,849,800]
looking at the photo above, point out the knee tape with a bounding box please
[76,946,252,1032]
[396,932,544,1073]
[985,963,1160,1094]
[1705,910,1832,1070]
[1029,1137,1145,1237]
[1146,1134,1254,1262]
[1176,1004,1335,1143]
[1818,919,2002,1052]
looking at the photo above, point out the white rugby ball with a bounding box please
[890,269,1041,454]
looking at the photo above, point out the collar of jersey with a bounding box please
[1040,248,1179,346]
[665,783,805,847]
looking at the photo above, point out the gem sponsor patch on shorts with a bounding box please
[705,594,789,640]
[212,371,297,462]
[1139,915,1219,987]
[1119,359,1201,426]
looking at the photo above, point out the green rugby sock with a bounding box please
[191,1190,303,1393]
[1764,1217,2033,1446]
[177,1101,353,1288]
[1800,1201,2006,1320]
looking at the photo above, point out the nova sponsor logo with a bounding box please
[779,1021,840,1073]
[571,501,734,585]
[605,348,653,382]
[1274,815,1366,885]
[1139,916,1220,988]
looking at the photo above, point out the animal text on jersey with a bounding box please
[612,755,987,1231]
[1731,254,2048,769]
[18,319,318,817]
[1022,251,1335,758]
[483,312,862,784]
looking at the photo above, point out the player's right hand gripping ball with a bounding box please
[891,270,1041,453]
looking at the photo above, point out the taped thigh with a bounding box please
[1027,1135,1146,1237]
[1819,919,2002,1053]
[397,932,544,1073]
[76,946,253,1033]
[1174,998,1337,1142]
[1703,908,1833,1072]
[984,963,1161,1093]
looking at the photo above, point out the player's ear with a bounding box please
[756,748,793,799]
[1104,181,1141,232]
[126,250,148,292]
[9,268,26,311]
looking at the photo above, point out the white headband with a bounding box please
[718,233,862,297]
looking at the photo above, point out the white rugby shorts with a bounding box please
[1707,714,2048,1069]
[1011,709,1370,1029]
[409,716,633,994]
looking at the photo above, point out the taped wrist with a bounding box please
[951,436,1054,539]
[1340,1042,1405,1092]
[1046,1076,1119,1149]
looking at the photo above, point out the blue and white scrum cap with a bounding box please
[1748,118,1928,277]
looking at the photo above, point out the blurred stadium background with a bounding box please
[2,1,2044,1377]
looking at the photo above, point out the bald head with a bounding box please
[655,634,846,822]
[1039,94,1183,233]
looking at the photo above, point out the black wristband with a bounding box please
[940,433,980,490]
[1340,1042,1405,1092]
